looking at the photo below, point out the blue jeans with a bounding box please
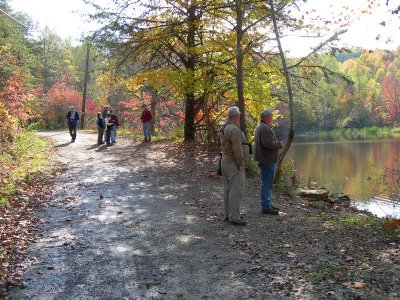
[111,125,117,143]
[142,122,151,139]
[259,162,276,209]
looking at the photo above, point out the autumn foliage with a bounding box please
[0,103,17,146]
[41,77,97,128]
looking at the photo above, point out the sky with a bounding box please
[8,0,108,43]
[282,0,400,56]
[8,0,400,57]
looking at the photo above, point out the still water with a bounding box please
[286,137,400,218]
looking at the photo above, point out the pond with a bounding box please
[286,137,400,218]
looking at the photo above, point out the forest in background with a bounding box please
[1,0,399,147]
[2,0,400,293]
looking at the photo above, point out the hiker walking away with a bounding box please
[96,112,105,145]
[104,113,113,146]
[109,109,119,144]
[254,109,283,215]
[140,104,152,142]
[66,106,79,142]
[219,106,250,226]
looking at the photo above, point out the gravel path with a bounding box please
[8,132,258,300]
[7,131,400,300]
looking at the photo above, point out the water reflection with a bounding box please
[286,138,400,218]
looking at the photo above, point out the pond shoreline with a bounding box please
[286,136,399,219]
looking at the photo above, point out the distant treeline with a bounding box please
[291,48,400,132]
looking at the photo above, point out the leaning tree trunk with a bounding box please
[270,1,295,181]
[235,0,247,138]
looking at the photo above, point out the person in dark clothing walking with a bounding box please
[66,106,79,142]
[96,112,105,145]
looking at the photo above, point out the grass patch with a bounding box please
[0,131,52,203]
[308,263,336,283]
[338,214,383,228]
[310,201,331,211]
[275,160,298,197]
[245,158,259,178]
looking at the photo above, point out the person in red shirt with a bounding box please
[140,104,152,142]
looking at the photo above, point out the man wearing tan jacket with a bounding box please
[219,106,249,226]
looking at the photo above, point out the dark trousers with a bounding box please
[97,128,104,144]
[106,129,112,145]
[68,123,77,140]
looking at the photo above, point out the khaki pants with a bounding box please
[222,160,245,222]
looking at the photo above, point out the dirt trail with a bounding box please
[7,132,400,300]
[8,132,259,300]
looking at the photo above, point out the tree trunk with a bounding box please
[184,3,197,142]
[270,1,295,181]
[235,0,247,138]
[80,43,90,130]
[184,93,196,141]
[149,87,157,136]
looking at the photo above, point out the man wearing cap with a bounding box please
[66,106,79,142]
[254,109,283,215]
[219,106,249,226]
[140,104,152,142]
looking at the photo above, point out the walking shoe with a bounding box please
[229,220,247,226]
[262,208,279,215]
[272,206,280,211]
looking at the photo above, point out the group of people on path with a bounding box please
[219,106,283,226]
[67,103,280,226]
[65,104,153,145]
[95,108,120,146]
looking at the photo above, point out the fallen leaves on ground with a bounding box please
[334,271,346,282]
[383,218,400,230]
[345,281,366,289]
[0,178,53,290]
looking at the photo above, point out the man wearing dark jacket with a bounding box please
[254,109,283,215]
[66,106,79,142]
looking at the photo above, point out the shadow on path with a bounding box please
[9,132,259,300]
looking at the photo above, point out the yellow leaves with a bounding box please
[0,44,11,55]
[125,70,182,96]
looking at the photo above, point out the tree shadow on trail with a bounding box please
[55,142,73,148]
[86,144,100,150]
[95,144,108,152]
